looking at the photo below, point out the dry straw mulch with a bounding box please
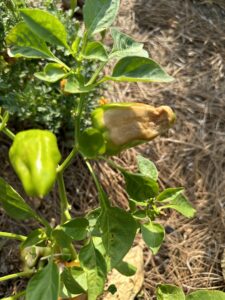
[104,0,225,298]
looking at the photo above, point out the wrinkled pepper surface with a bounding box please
[9,129,61,197]
[89,102,175,155]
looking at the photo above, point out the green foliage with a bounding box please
[26,261,60,300]
[156,284,225,300]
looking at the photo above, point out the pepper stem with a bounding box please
[85,160,110,210]
[0,271,33,283]
[0,231,26,242]
[57,172,71,223]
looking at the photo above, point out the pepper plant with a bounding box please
[0,1,197,299]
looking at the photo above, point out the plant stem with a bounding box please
[2,128,15,140]
[85,160,110,210]
[0,232,26,242]
[57,172,71,223]
[99,156,126,173]
[0,271,33,283]
[57,147,78,173]
[0,290,26,300]
[75,94,86,147]
[34,215,52,235]
[52,57,71,72]
[86,61,108,86]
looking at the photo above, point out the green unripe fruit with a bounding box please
[9,129,61,197]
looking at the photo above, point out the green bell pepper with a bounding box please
[9,129,61,197]
[89,102,175,155]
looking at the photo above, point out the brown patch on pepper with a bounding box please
[104,103,175,146]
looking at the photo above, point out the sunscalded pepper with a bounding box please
[9,129,61,197]
[79,102,175,157]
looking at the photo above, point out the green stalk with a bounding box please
[0,231,26,242]
[86,61,108,86]
[57,147,78,173]
[2,128,15,140]
[57,172,71,223]
[85,160,110,210]
[0,271,33,283]
[99,156,126,173]
[75,94,86,147]
[0,290,26,300]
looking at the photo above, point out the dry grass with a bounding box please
[104,0,225,298]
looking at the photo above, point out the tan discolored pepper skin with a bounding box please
[9,129,61,197]
[91,102,175,155]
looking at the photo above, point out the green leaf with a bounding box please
[186,290,225,300]
[52,229,72,248]
[61,217,89,241]
[35,63,67,83]
[157,187,184,202]
[156,284,185,300]
[64,76,95,94]
[61,268,85,295]
[26,261,59,300]
[107,56,174,83]
[162,194,196,218]
[137,155,158,181]
[82,41,108,61]
[133,209,147,220]
[101,207,137,268]
[115,261,137,277]
[122,171,159,201]
[0,111,9,131]
[141,222,165,254]
[6,22,54,59]
[20,9,69,48]
[110,28,149,59]
[79,128,105,158]
[21,229,46,249]
[79,241,107,300]
[0,177,37,220]
[83,0,120,35]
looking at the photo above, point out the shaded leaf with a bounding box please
[141,222,165,254]
[61,217,89,241]
[79,241,107,300]
[122,171,159,201]
[157,187,184,202]
[35,63,67,83]
[110,28,148,59]
[64,76,95,94]
[101,207,137,268]
[21,229,46,249]
[6,22,54,59]
[82,41,108,61]
[61,268,85,295]
[115,261,137,277]
[26,261,59,300]
[0,177,37,220]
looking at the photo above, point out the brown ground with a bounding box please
[1,0,225,299]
